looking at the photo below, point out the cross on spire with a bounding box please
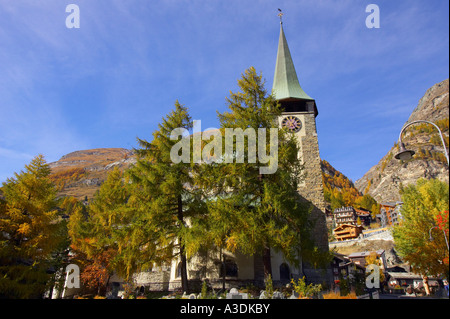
[277,8,284,24]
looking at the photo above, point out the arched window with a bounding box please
[176,262,182,278]
[279,263,290,281]
[220,259,238,277]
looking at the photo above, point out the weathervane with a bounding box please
[277,8,284,24]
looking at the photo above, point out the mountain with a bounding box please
[355,79,449,203]
[49,148,135,200]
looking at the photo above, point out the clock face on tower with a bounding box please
[281,115,302,133]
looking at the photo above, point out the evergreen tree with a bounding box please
[192,67,313,279]
[0,155,66,298]
[127,101,204,292]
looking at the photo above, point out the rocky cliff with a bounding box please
[355,79,449,203]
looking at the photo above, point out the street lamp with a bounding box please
[429,226,450,253]
[395,120,449,166]
[395,142,415,161]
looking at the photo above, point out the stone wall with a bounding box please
[288,111,332,285]
[295,112,330,253]
[298,113,327,212]
[133,269,171,291]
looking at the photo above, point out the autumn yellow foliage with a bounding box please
[322,291,357,299]
[49,167,87,190]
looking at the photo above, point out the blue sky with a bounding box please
[0,0,448,184]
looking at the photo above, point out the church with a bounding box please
[60,16,331,298]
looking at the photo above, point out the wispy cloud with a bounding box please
[0,147,32,161]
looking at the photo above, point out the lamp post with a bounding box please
[394,120,449,166]
[429,226,450,253]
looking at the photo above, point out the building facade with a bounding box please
[334,207,358,226]
[331,253,365,287]
[347,250,387,271]
[380,202,403,227]
[334,206,372,228]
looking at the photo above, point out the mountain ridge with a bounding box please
[49,148,135,200]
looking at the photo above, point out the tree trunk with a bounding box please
[179,243,189,293]
[422,275,431,296]
[221,249,226,291]
[177,195,189,293]
[263,246,272,278]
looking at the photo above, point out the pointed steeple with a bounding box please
[272,22,313,101]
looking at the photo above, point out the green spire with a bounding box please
[272,22,313,101]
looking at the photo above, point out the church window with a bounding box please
[220,259,238,277]
[279,263,291,281]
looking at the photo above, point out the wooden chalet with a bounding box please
[355,208,372,226]
[333,224,365,241]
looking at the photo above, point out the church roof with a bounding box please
[272,23,314,101]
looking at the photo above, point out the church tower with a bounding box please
[273,18,330,283]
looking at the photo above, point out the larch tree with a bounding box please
[191,67,314,280]
[127,101,205,292]
[0,155,66,298]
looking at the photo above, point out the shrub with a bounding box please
[290,277,322,299]
[264,274,274,299]
[200,280,208,299]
